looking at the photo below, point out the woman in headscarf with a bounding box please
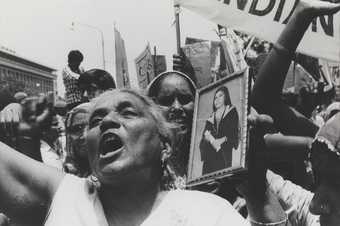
[64,102,92,177]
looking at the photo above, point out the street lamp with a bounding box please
[71,22,106,70]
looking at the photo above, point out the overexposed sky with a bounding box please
[0,0,219,96]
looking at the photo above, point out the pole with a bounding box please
[174,5,181,55]
[100,30,106,70]
[72,22,106,70]
[153,46,157,76]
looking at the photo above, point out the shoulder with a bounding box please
[47,174,87,214]
[45,175,101,225]
[223,106,238,119]
[228,106,238,115]
[45,174,90,224]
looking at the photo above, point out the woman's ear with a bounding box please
[161,142,172,162]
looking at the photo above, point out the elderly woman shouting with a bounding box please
[0,89,248,226]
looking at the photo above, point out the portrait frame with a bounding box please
[186,68,250,186]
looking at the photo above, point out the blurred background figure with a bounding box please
[13,92,27,104]
[78,69,116,102]
[64,102,91,177]
[62,50,85,111]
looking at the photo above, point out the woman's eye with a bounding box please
[178,95,193,105]
[121,109,138,117]
[89,117,103,128]
[158,96,173,107]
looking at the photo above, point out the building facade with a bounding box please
[0,46,56,97]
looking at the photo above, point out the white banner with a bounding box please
[175,0,340,62]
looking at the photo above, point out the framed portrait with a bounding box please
[187,68,250,186]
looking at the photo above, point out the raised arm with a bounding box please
[251,0,340,137]
[0,141,63,225]
[0,98,64,225]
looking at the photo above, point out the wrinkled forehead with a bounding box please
[90,90,150,116]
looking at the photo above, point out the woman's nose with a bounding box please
[100,113,121,132]
[171,98,182,109]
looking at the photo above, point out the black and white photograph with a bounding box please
[187,69,249,185]
[1,0,340,225]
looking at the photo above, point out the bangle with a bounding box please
[272,43,295,59]
[249,214,288,226]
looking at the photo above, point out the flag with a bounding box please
[135,44,155,89]
[175,0,340,62]
[114,28,130,88]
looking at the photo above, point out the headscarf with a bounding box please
[312,112,340,156]
[147,70,196,98]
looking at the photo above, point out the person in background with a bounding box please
[64,102,92,177]
[250,0,340,225]
[13,92,27,104]
[62,50,85,110]
[78,69,116,102]
[147,71,196,182]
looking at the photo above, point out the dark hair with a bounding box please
[68,50,84,63]
[78,69,116,91]
[147,71,196,99]
[213,86,232,112]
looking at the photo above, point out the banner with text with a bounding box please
[175,0,340,62]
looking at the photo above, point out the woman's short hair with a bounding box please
[213,86,232,112]
[89,89,179,189]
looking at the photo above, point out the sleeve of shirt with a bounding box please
[212,195,250,226]
[266,170,319,226]
[63,67,80,79]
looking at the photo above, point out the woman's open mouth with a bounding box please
[100,132,124,157]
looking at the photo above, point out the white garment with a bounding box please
[45,174,249,226]
[40,140,63,170]
[267,170,319,226]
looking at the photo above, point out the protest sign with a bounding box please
[135,44,155,89]
[182,40,220,88]
[175,0,340,62]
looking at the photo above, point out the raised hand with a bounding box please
[298,0,340,17]
[18,96,54,139]
[0,103,22,141]
[172,51,195,81]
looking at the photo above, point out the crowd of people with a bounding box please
[0,0,340,225]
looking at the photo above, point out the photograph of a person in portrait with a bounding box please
[199,86,239,175]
